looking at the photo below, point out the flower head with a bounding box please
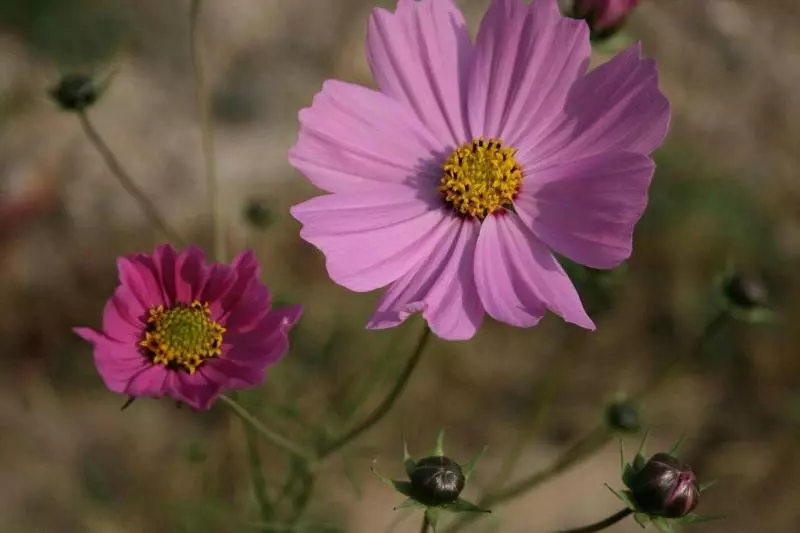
[74,244,302,411]
[573,0,642,38]
[290,0,670,340]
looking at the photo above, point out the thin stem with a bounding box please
[189,0,225,262]
[77,111,182,244]
[316,325,432,459]
[554,508,633,533]
[244,423,274,523]
[420,513,431,533]
[219,394,315,463]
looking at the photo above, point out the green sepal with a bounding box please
[651,516,675,533]
[632,428,650,471]
[370,461,415,498]
[676,512,725,524]
[425,508,442,533]
[445,498,491,514]
[698,479,718,493]
[605,483,636,511]
[432,429,446,457]
[462,445,487,480]
[394,498,426,511]
[733,307,778,325]
[403,437,416,479]
[667,433,686,457]
[633,513,650,529]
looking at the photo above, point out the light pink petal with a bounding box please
[175,245,209,303]
[74,327,150,393]
[289,80,444,194]
[367,0,471,146]
[520,43,670,168]
[367,217,483,341]
[291,187,448,292]
[117,255,165,310]
[474,214,594,329]
[168,371,223,411]
[467,0,590,142]
[515,151,654,269]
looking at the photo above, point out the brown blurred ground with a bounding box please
[1,0,799,532]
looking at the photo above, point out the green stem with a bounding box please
[420,513,431,533]
[447,312,727,533]
[219,394,315,463]
[244,423,274,523]
[77,111,182,244]
[189,0,225,262]
[555,508,632,533]
[316,325,432,459]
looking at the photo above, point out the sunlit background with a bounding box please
[1,0,799,532]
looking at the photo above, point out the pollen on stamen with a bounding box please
[139,300,226,374]
[438,137,523,219]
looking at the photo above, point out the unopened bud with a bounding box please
[722,274,767,310]
[631,453,699,518]
[49,74,99,112]
[606,399,642,433]
[571,0,642,40]
[410,456,465,506]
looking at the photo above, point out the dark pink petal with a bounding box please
[175,245,209,303]
[117,254,165,310]
[101,286,144,344]
[289,80,444,194]
[468,0,590,142]
[367,218,483,340]
[153,244,180,305]
[367,0,471,146]
[474,214,594,329]
[124,365,170,398]
[168,371,223,411]
[201,359,265,389]
[520,43,670,168]
[214,250,261,321]
[291,187,448,292]
[515,151,654,269]
[226,304,303,366]
[75,327,151,393]
[201,264,237,318]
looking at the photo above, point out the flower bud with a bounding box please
[605,399,642,433]
[49,74,99,112]
[631,453,699,518]
[722,274,767,310]
[571,0,641,39]
[410,456,465,506]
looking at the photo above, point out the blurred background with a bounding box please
[1,0,799,531]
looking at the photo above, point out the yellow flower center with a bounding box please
[139,301,225,374]
[438,137,522,219]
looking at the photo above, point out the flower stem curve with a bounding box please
[77,111,183,245]
[554,508,633,533]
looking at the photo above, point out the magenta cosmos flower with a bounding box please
[574,0,642,34]
[74,245,302,410]
[289,0,669,341]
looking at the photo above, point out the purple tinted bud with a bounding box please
[410,456,465,506]
[631,453,699,518]
[572,0,642,37]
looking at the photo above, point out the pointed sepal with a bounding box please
[394,498,426,511]
[432,429,446,457]
[461,445,487,480]
[403,437,416,479]
[370,460,415,499]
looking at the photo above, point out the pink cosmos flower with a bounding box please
[574,0,642,34]
[289,0,670,341]
[74,244,302,410]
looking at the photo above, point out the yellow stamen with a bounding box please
[438,137,522,219]
[139,300,225,374]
